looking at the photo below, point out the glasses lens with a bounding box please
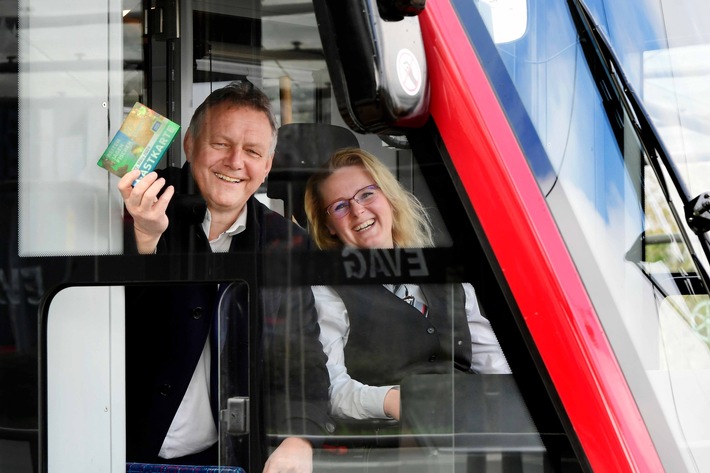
[355,186,378,204]
[326,185,379,219]
[328,201,350,219]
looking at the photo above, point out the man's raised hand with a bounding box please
[118,170,174,254]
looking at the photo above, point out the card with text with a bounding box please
[97,102,180,182]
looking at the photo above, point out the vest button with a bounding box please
[159,384,172,396]
[325,422,336,433]
[429,355,437,362]
[426,327,435,334]
[192,307,203,319]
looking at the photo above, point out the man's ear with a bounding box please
[263,153,274,182]
[183,130,193,162]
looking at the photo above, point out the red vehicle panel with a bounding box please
[420,2,664,471]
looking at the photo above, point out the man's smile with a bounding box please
[215,172,242,183]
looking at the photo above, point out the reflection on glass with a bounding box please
[476,0,528,44]
[18,1,124,256]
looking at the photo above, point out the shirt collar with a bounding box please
[202,203,248,240]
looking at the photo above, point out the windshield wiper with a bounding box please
[566,0,710,293]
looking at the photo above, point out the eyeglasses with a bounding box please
[325,185,381,219]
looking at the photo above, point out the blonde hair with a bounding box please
[304,147,434,250]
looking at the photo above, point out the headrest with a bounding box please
[270,123,359,177]
[268,123,359,227]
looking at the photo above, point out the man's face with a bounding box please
[184,104,274,217]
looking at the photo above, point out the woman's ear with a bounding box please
[326,222,336,236]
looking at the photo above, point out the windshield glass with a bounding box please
[584,0,710,200]
[465,0,710,471]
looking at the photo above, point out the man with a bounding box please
[118,81,332,473]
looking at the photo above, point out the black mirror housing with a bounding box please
[314,0,429,135]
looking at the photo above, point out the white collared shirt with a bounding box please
[201,207,248,253]
[159,205,248,459]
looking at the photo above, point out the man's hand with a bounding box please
[262,437,313,473]
[118,170,174,254]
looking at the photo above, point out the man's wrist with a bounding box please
[134,229,160,254]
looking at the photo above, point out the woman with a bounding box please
[304,148,510,423]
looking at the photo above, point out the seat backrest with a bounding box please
[267,123,359,228]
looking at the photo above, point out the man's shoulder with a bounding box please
[251,198,313,250]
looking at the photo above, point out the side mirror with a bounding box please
[314,0,429,135]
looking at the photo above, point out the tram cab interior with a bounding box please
[13,1,566,472]
[3,1,710,473]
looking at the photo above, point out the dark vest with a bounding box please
[333,284,473,386]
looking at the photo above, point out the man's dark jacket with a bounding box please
[124,165,332,468]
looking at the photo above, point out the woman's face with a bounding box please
[320,165,394,249]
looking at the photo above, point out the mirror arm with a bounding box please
[685,192,710,234]
[376,0,426,20]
